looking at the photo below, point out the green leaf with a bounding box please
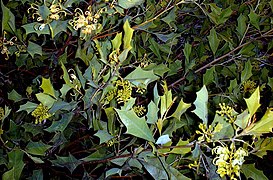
[236,14,247,38]
[170,139,191,155]
[171,99,191,120]
[111,32,122,53]
[239,43,255,57]
[49,20,68,38]
[203,67,215,85]
[141,157,168,179]
[115,109,155,142]
[29,169,44,180]
[123,19,134,50]
[144,63,170,77]
[208,28,220,55]
[146,101,159,124]
[161,7,177,29]
[249,11,260,30]
[94,130,114,144]
[253,137,273,158]
[38,4,51,20]
[2,163,25,180]
[110,151,129,166]
[27,41,42,58]
[118,0,144,9]
[241,61,253,82]
[40,77,56,98]
[125,67,159,88]
[192,85,208,125]
[1,0,16,33]
[211,115,234,139]
[235,110,250,129]
[17,101,38,114]
[51,153,81,173]
[241,164,268,180]
[207,4,232,25]
[36,93,56,108]
[3,149,25,180]
[22,23,50,36]
[45,112,74,133]
[29,169,43,180]
[25,153,44,164]
[26,141,51,156]
[61,62,73,87]
[106,168,122,178]
[8,89,23,102]
[183,42,192,65]
[244,87,260,118]
[246,108,273,135]
[22,123,43,136]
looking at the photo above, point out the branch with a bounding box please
[169,28,273,88]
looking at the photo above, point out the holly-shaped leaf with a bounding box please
[170,139,191,155]
[1,0,15,33]
[208,28,220,55]
[26,141,51,156]
[241,164,267,180]
[246,108,273,135]
[244,87,260,118]
[241,60,253,82]
[192,85,208,125]
[17,101,38,114]
[115,109,155,142]
[253,137,273,158]
[51,153,81,173]
[118,0,144,9]
[125,67,159,88]
[94,130,114,144]
[123,19,134,50]
[27,41,42,58]
[171,98,191,120]
[40,77,56,98]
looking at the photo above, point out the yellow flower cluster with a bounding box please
[115,80,132,104]
[31,103,52,124]
[196,123,214,142]
[69,6,104,35]
[133,105,146,117]
[212,144,248,179]
[104,79,132,104]
[0,33,18,60]
[136,85,146,94]
[216,103,236,123]
[28,0,66,23]
[241,80,256,94]
[0,107,4,120]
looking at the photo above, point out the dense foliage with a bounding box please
[1,0,273,179]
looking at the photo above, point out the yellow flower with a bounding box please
[212,145,248,179]
[216,103,236,123]
[31,104,52,124]
[242,80,256,94]
[0,107,4,120]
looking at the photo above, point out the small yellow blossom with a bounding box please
[212,144,248,179]
[0,107,4,120]
[241,80,256,94]
[216,103,236,123]
[133,105,146,116]
[31,103,52,124]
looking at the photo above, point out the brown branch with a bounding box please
[169,28,273,88]
[81,144,194,165]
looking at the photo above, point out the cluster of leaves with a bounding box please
[1,0,273,179]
